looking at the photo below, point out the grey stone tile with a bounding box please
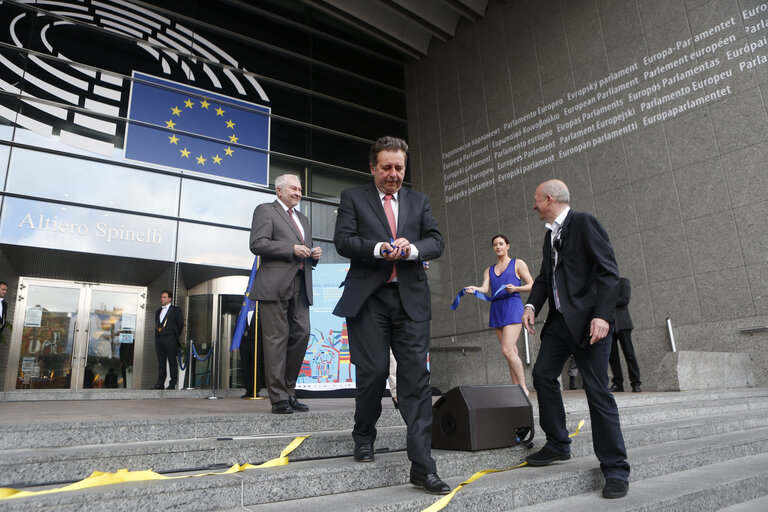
[565,10,605,69]
[649,275,703,326]
[572,55,610,94]
[541,73,573,106]
[435,67,463,139]
[746,261,768,316]
[637,0,690,50]
[720,140,768,209]
[733,199,768,266]
[695,266,755,321]
[594,185,638,239]
[597,0,644,52]
[663,106,719,168]
[641,221,693,282]
[537,37,572,84]
[628,281,655,329]
[632,172,683,231]
[606,35,648,72]
[553,152,591,202]
[561,0,599,22]
[686,0,744,44]
[531,0,565,42]
[585,138,630,194]
[612,232,648,286]
[684,212,743,274]
[624,124,673,182]
[674,158,730,220]
[710,87,768,154]
[506,36,540,99]
[699,37,758,97]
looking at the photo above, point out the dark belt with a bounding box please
[383,281,398,288]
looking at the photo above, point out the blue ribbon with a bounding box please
[230,257,259,351]
[191,342,212,362]
[382,238,406,256]
[450,285,516,310]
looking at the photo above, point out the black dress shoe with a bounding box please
[353,443,374,462]
[609,384,624,392]
[165,383,176,390]
[525,445,571,466]
[288,396,309,412]
[409,470,450,495]
[632,385,642,393]
[152,383,163,390]
[271,400,294,414]
[568,376,577,390]
[241,392,253,399]
[603,478,629,498]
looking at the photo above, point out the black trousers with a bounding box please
[155,335,179,387]
[532,310,630,480]
[240,320,265,396]
[609,329,641,387]
[347,285,435,474]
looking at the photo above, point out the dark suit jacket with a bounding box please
[526,209,619,345]
[155,305,184,344]
[0,300,7,338]
[333,184,444,322]
[614,277,634,331]
[249,200,316,304]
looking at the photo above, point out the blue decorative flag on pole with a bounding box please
[230,257,259,351]
[124,72,270,186]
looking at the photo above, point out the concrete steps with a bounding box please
[1,389,768,511]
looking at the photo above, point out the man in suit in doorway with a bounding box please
[609,277,641,393]
[154,290,184,390]
[333,136,449,495]
[249,174,321,414]
[0,281,9,340]
[521,179,630,499]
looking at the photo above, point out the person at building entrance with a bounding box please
[0,281,9,340]
[521,179,630,499]
[249,174,321,414]
[463,234,533,396]
[154,290,184,390]
[609,277,641,393]
[333,136,449,495]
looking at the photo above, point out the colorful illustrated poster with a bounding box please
[297,263,355,390]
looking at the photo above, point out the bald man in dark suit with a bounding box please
[522,179,630,499]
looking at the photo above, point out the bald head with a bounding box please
[533,179,570,223]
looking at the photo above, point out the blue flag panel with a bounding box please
[125,72,270,186]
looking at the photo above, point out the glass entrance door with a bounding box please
[7,278,146,391]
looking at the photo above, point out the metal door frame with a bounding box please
[5,277,147,391]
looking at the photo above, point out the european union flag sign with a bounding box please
[124,72,270,186]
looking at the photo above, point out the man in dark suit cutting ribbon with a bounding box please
[333,136,448,495]
[521,179,630,499]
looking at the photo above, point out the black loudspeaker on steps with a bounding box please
[431,385,534,451]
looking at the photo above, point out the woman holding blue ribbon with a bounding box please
[464,235,533,395]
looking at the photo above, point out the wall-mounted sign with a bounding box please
[24,307,43,327]
[1,197,177,261]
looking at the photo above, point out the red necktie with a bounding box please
[288,208,305,269]
[383,194,397,282]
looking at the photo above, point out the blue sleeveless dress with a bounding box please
[488,259,524,328]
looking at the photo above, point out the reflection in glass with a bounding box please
[176,222,251,269]
[0,144,10,187]
[16,285,79,389]
[185,294,213,388]
[6,148,179,216]
[86,290,139,389]
[179,179,273,228]
[302,201,337,240]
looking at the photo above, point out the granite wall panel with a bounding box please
[404,0,768,389]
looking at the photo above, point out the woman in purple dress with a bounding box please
[464,235,533,395]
